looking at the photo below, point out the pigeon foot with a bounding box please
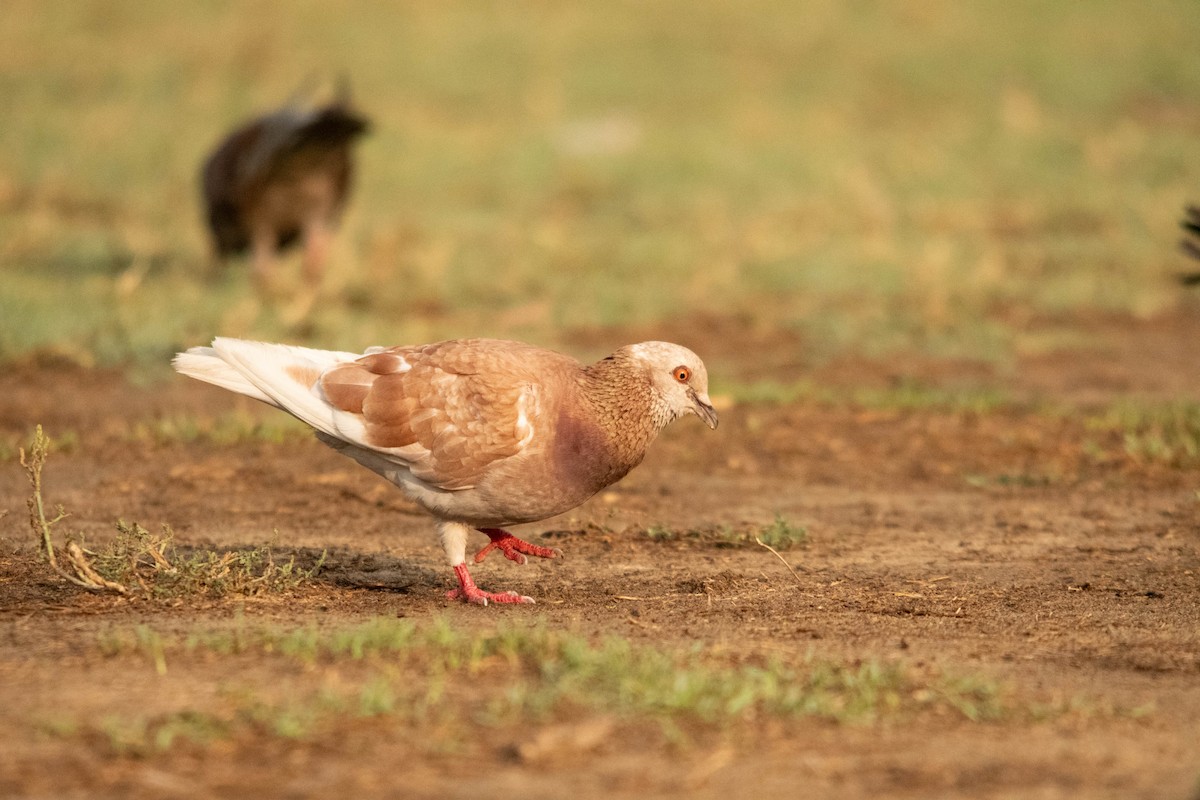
[446,563,535,606]
[473,528,562,565]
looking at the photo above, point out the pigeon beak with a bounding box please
[689,389,719,430]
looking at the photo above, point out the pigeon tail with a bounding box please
[172,347,275,405]
[174,338,363,435]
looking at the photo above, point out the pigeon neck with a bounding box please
[579,357,670,461]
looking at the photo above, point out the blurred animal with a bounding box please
[174,337,718,606]
[201,83,369,291]
[1179,204,1200,286]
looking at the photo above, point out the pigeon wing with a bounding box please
[320,340,550,490]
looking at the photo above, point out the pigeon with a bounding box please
[173,337,718,605]
[1181,204,1200,286]
[200,82,370,291]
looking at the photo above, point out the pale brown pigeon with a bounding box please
[200,85,369,291]
[173,338,718,605]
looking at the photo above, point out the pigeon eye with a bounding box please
[673,366,691,383]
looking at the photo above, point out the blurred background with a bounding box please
[2,0,1198,383]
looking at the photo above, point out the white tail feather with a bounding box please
[172,347,276,405]
[173,338,364,436]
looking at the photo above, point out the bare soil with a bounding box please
[1,313,1198,800]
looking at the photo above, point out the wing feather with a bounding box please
[318,339,566,490]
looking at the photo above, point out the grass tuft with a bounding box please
[130,411,310,446]
[754,514,808,550]
[1085,401,1200,467]
[22,425,323,599]
[78,616,1012,754]
[85,521,326,599]
[643,515,807,551]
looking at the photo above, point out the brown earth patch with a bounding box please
[1,312,1198,799]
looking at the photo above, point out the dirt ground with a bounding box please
[1,312,1198,800]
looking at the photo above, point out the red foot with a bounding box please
[473,528,562,565]
[445,563,534,606]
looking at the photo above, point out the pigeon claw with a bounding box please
[474,528,562,565]
[448,562,536,606]
[445,587,535,606]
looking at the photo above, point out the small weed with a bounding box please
[357,677,399,717]
[248,702,320,740]
[328,616,420,659]
[134,625,168,676]
[22,425,323,599]
[98,716,150,755]
[644,524,680,542]
[34,715,79,739]
[754,514,808,551]
[99,710,230,756]
[932,674,1006,722]
[19,425,124,592]
[964,473,1055,489]
[644,516,806,551]
[67,520,323,600]
[1086,402,1200,467]
[166,536,326,599]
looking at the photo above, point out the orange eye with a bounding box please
[673,366,691,383]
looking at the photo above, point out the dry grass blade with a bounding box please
[21,425,127,593]
[754,536,804,586]
[19,425,324,600]
[64,542,129,595]
[20,425,67,570]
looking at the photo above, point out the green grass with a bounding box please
[128,409,311,446]
[1085,401,1200,467]
[719,377,1012,413]
[74,616,1007,754]
[755,514,808,550]
[964,472,1057,490]
[1,1,1197,366]
[645,515,808,551]
[0,411,311,460]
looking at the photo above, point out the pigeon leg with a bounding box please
[473,528,562,565]
[445,563,534,606]
[249,225,278,295]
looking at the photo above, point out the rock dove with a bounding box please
[173,338,718,605]
[1181,204,1200,285]
[200,82,369,291]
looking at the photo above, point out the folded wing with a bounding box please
[321,342,541,489]
[175,338,547,492]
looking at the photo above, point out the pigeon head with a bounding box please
[624,342,719,430]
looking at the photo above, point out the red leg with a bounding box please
[249,225,278,295]
[445,563,534,606]
[473,528,562,565]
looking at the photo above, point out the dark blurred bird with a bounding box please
[201,82,369,292]
[1179,205,1200,286]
